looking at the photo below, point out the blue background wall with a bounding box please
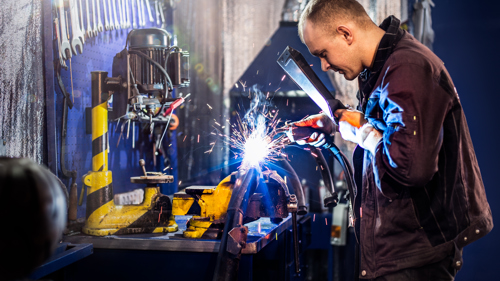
[432,1,500,279]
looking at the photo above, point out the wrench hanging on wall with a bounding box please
[58,0,71,59]
[107,0,115,30]
[86,0,93,37]
[146,0,154,22]
[91,0,98,36]
[103,0,110,30]
[79,0,85,43]
[54,18,68,69]
[112,0,120,29]
[140,0,146,26]
[97,0,104,32]
[132,0,137,28]
[70,0,84,54]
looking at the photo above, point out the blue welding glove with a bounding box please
[293,113,335,147]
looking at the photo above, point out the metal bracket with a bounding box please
[226,226,248,255]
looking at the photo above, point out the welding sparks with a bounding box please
[222,85,289,169]
[281,75,286,81]
[207,104,212,110]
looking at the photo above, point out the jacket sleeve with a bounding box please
[367,62,452,197]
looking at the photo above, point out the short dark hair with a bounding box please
[298,0,373,42]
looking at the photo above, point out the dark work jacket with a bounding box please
[354,16,493,279]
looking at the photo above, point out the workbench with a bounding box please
[61,215,312,281]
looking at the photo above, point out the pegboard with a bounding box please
[47,0,176,219]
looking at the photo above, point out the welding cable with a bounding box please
[274,158,308,215]
[128,50,173,91]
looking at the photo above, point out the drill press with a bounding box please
[82,28,189,236]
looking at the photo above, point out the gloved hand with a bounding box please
[338,121,383,154]
[292,113,335,147]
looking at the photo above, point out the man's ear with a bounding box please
[337,25,353,45]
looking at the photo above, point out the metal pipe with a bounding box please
[275,158,307,215]
[213,168,257,281]
[310,147,338,208]
[91,71,109,172]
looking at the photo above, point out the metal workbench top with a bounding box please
[64,215,292,254]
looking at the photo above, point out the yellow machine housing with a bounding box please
[173,170,290,239]
[82,71,178,236]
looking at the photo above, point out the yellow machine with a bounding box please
[82,71,178,236]
[82,28,189,236]
[172,170,291,239]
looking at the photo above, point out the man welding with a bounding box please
[292,0,493,280]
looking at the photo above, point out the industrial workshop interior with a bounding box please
[1,0,499,280]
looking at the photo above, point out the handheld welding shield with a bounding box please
[277,46,346,124]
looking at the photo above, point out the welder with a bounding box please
[292,0,493,280]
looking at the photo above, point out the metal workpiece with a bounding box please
[64,216,292,254]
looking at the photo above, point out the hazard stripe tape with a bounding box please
[92,132,108,157]
[86,183,113,219]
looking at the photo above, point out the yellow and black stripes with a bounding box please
[86,183,113,219]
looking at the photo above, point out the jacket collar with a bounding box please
[358,16,404,110]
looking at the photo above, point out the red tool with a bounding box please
[163,93,191,117]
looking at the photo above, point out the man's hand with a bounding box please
[334,108,367,129]
[292,113,335,147]
[338,121,383,154]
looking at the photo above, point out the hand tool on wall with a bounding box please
[158,1,165,26]
[70,0,84,54]
[79,0,85,42]
[125,0,130,28]
[117,0,123,29]
[96,0,104,32]
[86,0,93,37]
[103,0,110,30]
[155,0,159,26]
[140,0,146,26]
[54,18,68,69]
[146,0,153,22]
[112,0,120,29]
[91,0,98,36]
[107,0,115,30]
[58,0,71,60]
[132,0,137,28]
[136,0,141,26]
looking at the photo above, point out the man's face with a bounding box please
[303,19,362,81]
